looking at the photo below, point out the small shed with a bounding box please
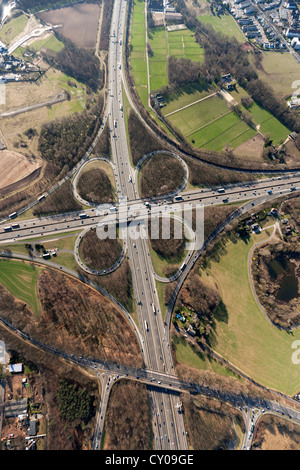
[9,363,23,374]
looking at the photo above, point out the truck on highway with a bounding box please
[11,223,20,229]
[174,195,183,202]
[38,194,46,202]
[8,212,17,219]
[180,262,186,271]
[3,226,12,232]
[79,213,88,218]
[114,119,117,128]
[152,303,156,314]
[217,188,225,193]
[145,321,149,332]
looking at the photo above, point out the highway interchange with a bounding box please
[0,0,300,452]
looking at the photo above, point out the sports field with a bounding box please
[147,26,205,92]
[130,0,205,100]
[203,234,300,395]
[164,93,256,151]
[130,0,148,107]
[168,28,205,62]
[231,86,291,145]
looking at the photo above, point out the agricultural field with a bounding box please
[148,27,168,92]
[197,12,246,43]
[163,82,290,151]
[26,33,64,53]
[201,231,300,395]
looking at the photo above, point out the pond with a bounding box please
[267,256,299,303]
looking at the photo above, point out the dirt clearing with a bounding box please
[38,3,101,48]
[0,150,42,190]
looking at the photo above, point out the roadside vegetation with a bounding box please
[103,379,153,450]
[140,152,185,198]
[38,94,104,178]
[148,217,187,278]
[78,258,135,314]
[252,415,300,450]
[0,263,142,367]
[181,392,243,449]
[79,228,123,271]
[77,164,116,204]
[44,36,102,93]
[33,180,82,216]
[127,110,168,165]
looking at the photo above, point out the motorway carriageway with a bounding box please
[0,177,299,243]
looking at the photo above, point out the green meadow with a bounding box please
[202,234,300,395]
[0,259,42,315]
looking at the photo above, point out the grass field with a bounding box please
[166,94,229,136]
[197,13,245,43]
[255,51,300,100]
[130,0,148,107]
[168,28,205,62]
[0,13,28,46]
[163,81,289,150]
[173,335,243,382]
[231,86,290,145]
[162,83,214,114]
[202,233,300,395]
[130,0,205,103]
[28,34,65,53]
[164,92,256,151]
[147,26,205,92]
[0,259,42,314]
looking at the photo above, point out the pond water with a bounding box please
[267,256,299,303]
